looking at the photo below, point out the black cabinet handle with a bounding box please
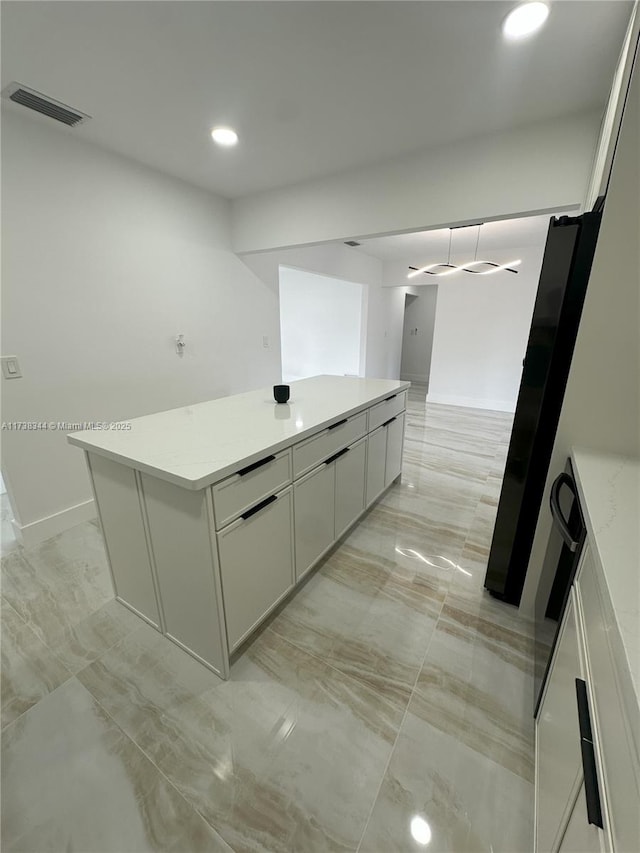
[325,447,349,465]
[328,418,347,431]
[550,473,580,552]
[384,394,397,402]
[575,679,604,828]
[382,417,396,428]
[241,494,277,521]
[238,454,276,477]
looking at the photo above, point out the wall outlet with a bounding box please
[1,356,22,379]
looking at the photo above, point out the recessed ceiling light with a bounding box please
[211,127,238,147]
[503,2,550,40]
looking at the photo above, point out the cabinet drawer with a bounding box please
[212,449,292,529]
[217,486,294,651]
[293,411,367,478]
[577,549,640,853]
[368,391,406,432]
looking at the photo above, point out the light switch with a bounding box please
[263,336,270,349]
[1,356,22,379]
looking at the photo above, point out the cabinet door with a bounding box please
[385,413,405,487]
[536,592,584,853]
[335,438,366,539]
[141,475,227,676]
[218,487,294,651]
[88,453,160,629]
[557,781,603,853]
[294,462,335,581]
[366,426,387,506]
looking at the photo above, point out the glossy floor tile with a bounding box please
[358,711,533,853]
[1,389,536,852]
[2,678,232,852]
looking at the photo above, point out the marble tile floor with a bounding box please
[1,388,536,852]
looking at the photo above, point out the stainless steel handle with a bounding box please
[549,473,580,552]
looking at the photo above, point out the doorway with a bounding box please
[279,265,366,383]
[399,285,438,392]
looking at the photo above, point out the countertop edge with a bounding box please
[67,379,411,490]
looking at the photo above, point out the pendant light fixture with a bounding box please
[408,224,521,279]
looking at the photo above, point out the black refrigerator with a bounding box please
[483,211,601,606]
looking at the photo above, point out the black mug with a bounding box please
[273,384,290,404]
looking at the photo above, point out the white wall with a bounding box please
[240,243,405,381]
[520,55,640,615]
[0,110,280,544]
[418,244,546,412]
[400,286,438,386]
[231,112,600,253]
[279,267,364,382]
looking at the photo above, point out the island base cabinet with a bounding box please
[366,426,387,506]
[385,414,405,487]
[140,474,228,677]
[335,438,366,538]
[87,453,161,629]
[294,463,335,581]
[218,487,294,651]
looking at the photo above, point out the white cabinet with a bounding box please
[366,426,387,506]
[217,487,294,651]
[535,591,585,853]
[335,438,366,538]
[535,540,635,853]
[385,413,405,487]
[294,462,335,581]
[85,383,408,679]
[88,453,161,629]
[293,437,367,579]
[141,474,227,676]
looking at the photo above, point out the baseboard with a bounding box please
[426,392,516,413]
[13,499,96,548]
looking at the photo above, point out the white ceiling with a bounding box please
[1,2,632,199]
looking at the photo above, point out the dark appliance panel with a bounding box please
[484,212,601,605]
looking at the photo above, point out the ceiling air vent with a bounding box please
[2,82,90,127]
[344,240,361,247]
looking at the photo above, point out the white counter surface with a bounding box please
[68,375,410,490]
[571,447,640,722]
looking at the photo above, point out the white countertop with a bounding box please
[68,375,410,490]
[571,447,640,721]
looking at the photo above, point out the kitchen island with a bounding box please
[68,375,409,678]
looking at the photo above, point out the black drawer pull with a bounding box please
[325,447,350,465]
[575,679,603,828]
[384,394,397,402]
[237,454,276,477]
[241,494,277,521]
[328,418,348,431]
[575,678,594,741]
[382,417,396,428]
